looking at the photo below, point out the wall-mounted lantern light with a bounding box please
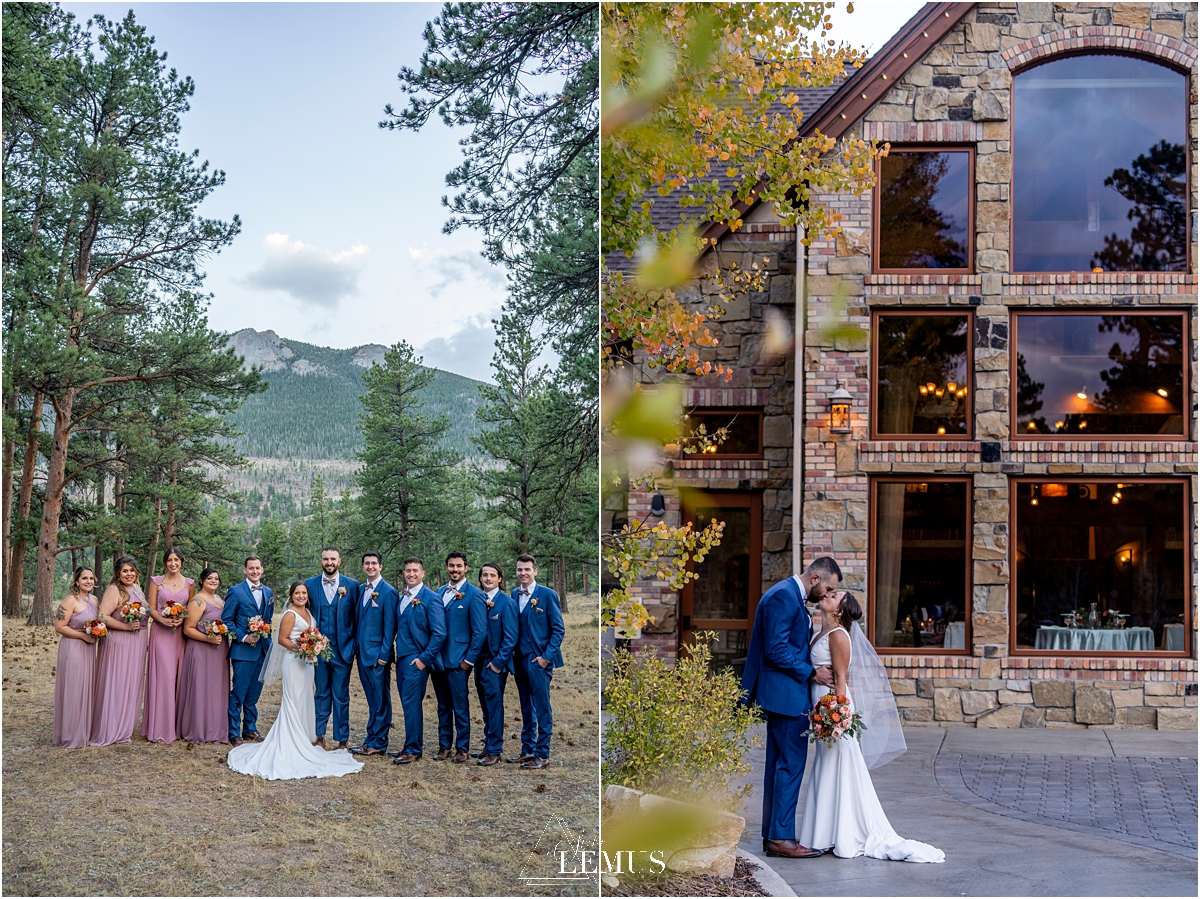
[829,382,852,433]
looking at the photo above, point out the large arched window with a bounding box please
[1013,54,1188,273]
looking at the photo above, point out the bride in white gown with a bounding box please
[798,591,944,863]
[227,583,363,780]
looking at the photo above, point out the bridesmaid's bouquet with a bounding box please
[81,618,108,639]
[293,626,333,665]
[246,616,271,642]
[805,693,866,748]
[119,599,148,623]
[161,600,188,622]
[203,620,230,640]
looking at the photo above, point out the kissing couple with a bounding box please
[741,556,945,863]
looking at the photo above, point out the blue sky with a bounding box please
[60,1,924,382]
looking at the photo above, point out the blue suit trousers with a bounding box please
[514,652,553,759]
[474,663,508,756]
[228,653,266,740]
[762,712,810,841]
[396,654,431,756]
[431,666,471,752]
[314,655,353,742]
[357,658,392,750]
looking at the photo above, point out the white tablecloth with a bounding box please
[1034,627,1154,652]
[942,621,965,650]
[1163,624,1185,652]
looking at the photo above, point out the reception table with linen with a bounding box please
[1034,626,1154,652]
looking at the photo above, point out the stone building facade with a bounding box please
[615,2,1198,730]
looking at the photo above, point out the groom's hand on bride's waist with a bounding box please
[812,665,834,686]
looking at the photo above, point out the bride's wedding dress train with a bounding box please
[798,627,944,863]
[227,609,363,781]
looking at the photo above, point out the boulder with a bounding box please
[666,846,736,879]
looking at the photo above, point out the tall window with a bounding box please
[1013,55,1188,272]
[870,478,970,652]
[876,147,973,271]
[682,408,764,458]
[873,312,972,438]
[1013,312,1187,438]
[1014,480,1188,655]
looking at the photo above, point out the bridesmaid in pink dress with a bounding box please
[141,547,192,743]
[53,567,102,748]
[176,567,231,744]
[91,555,149,746]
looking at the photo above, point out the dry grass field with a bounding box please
[2,604,600,896]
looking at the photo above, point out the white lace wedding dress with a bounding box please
[798,627,944,862]
[227,609,363,781]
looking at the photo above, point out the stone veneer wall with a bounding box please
[626,3,1199,729]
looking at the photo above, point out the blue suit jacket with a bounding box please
[353,578,399,667]
[481,590,519,673]
[740,576,815,718]
[221,581,274,662]
[516,584,565,668]
[305,573,358,666]
[438,582,488,669]
[391,584,446,670]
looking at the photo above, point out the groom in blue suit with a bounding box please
[741,556,841,859]
[305,547,358,749]
[509,554,565,770]
[349,551,398,756]
[222,555,274,746]
[431,552,487,762]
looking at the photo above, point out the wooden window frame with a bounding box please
[1009,309,1191,442]
[872,144,976,275]
[1009,52,1193,275]
[1008,476,1192,658]
[867,475,973,656]
[683,407,765,460]
[870,309,975,441]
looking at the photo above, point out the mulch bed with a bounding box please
[603,856,769,897]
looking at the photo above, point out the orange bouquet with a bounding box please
[161,600,188,623]
[119,599,148,623]
[81,618,108,639]
[804,692,866,748]
[203,619,230,640]
[293,626,332,665]
[246,616,271,642]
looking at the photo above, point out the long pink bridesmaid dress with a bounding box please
[53,595,100,748]
[176,598,230,744]
[141,575,191,743]
[91,586,149,746]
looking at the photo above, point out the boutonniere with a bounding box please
[486,599,495,608]
[338,586,346,597]
[454,591,463,600]
[530,597,539,608]
[411,597,421,607]
[371,591,379,599]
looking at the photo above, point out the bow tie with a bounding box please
[323,577,337,585]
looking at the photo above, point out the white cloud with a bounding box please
[420,315,498,382]
[241,232,368,308]
[407,244,506,298]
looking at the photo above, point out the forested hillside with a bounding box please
[228,330,487,459]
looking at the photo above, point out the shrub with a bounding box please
[602,633,762,811]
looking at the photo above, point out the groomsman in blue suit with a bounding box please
[222,555,274,746]
[349,552,398,757]
[305,547,358,750]
[741,557,841,859]
[473,562,518,766]
[430,552,487,763]
[508,554,564,770]
[389,557,447,765]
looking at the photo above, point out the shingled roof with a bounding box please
[606,2,975,271]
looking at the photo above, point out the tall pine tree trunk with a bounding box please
[5,390,44,616]
[31,389,75,625]
[162,460,179,552]
[2,388,20,584]
[145,495,163,582]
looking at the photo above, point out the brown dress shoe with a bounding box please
[470,751,485,758]
[242,732,264,743]
[433,748,453,761]
[452,750,470,763]
[392,753,420,765]
[313,736,326,748]
[520,757,550,769]
[506,753,534,764]
[229,738,244,748]
[350,746,384,757]
[763,839,826,859]
[477,755,500,766]
[337,741,349,750]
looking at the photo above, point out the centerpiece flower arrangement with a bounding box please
[804,692,866,748]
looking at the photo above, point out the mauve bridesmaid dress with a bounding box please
[53,595,100,748]
[141,575,191,743]
[176,598,230,744]
[90,586,149,746]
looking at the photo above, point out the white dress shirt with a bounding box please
[515,580,538,613]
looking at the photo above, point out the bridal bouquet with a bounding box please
[293,626,333,665]
[161,600,188,622]
[119,599,148,623]
[805,692,866,748]
[203,619,230,640]
[246,616,271,642]
[81,618,108,639]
